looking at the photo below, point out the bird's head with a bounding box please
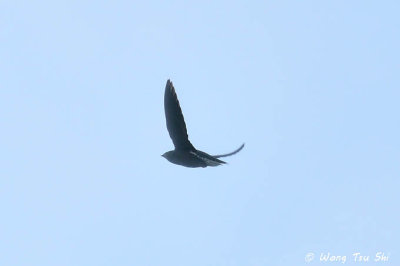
[161,151,174,161]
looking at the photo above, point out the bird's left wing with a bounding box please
[164,80,195,151]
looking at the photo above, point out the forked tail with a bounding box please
[213,143,245,158]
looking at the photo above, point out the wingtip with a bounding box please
[166,79,175,90]
[238,143,245,152]
[237,143,245,151]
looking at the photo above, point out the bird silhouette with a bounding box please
[162,79,244,168]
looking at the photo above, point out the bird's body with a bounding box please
[162,79,244,168]
[162,150,225,168]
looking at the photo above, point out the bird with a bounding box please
[162,79,244,168]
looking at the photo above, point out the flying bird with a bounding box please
[162,79,244,168]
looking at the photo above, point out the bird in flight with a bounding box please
[162,79,244,168]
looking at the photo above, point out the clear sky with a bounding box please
[0,1,399,265]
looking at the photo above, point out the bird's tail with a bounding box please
[213,143,245,158]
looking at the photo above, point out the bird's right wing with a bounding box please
[213,143,245,158]
[164,80,195,151]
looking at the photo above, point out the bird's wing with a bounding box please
[164,80,195,151]
[213,143,245,158]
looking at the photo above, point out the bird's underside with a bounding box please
[162,79,244,168]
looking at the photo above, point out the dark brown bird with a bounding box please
[162,79,244,168]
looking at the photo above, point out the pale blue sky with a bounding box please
[0,1,399,265]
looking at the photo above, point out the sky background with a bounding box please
[0,1,399,265]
